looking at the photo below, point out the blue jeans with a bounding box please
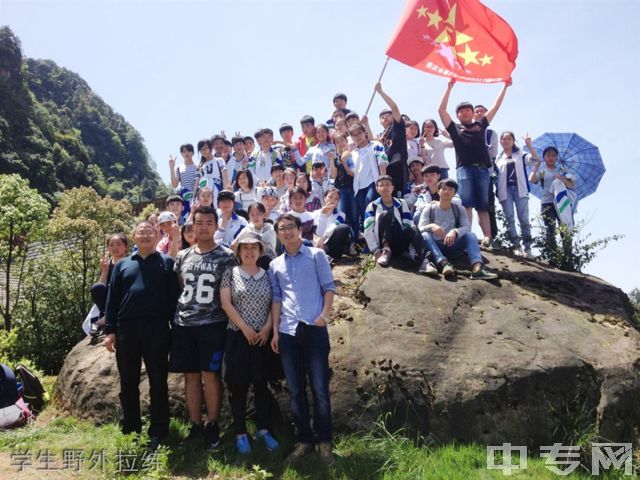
[278,323,332,443]
[500,185,531,249]
[456,166,490,211]
[354,182,378,232]
[339,187,359,242]
[421,231,482,266]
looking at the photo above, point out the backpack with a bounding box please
[15,364,47,412]
[0,364,35,429]
[428,202,461,228]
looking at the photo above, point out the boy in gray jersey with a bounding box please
[169,206,236,450]
[418,179,497,280]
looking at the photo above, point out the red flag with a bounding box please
[385,0,518,83]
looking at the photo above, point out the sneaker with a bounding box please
[442,262,456,278]
[147,436,164,452]
[512,247,524,257]
[348,242,358,256]
[285,442,315,463]
[204,421,221,452]
[418,258,439,278]
[318,441,336,465]
[471,266,498,281]
[180,422,203,446]
[235,434,252,454]
[255,429,279,451]
[90,322,100,337]
[480,237,492,250]
[523,249,534,260]
[377,248,391,267]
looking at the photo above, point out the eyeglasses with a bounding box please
[277,224,298,232]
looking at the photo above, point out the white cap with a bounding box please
[157,211,177,224]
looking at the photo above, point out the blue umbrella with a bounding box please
[524,132,605,201]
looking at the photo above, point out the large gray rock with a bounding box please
[55,252,640,446]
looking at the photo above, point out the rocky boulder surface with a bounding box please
[55,251,640,446]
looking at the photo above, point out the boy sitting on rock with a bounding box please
[364,175,423,268]
[418,179,497,280]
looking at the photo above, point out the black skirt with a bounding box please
[224,329,284,385]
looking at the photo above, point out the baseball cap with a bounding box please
[407,155,424,166]
[157,211,177,224]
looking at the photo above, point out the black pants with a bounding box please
[115,318,170,438]
[387,157,407,199]
[323,224,352,259]
[225,330,272,435]
[377,210,424,259]
[541,203,572,259]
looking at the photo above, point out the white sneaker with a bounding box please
[512,247,524,257]
[377,248,391,267]
[348,242,358,256]
[523,249,534,259]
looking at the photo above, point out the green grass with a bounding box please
[1,410,637,479]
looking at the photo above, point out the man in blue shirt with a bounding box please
[268,213,336,465]
[104,221,180,451]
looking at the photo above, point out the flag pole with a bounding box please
[364,56,390,117]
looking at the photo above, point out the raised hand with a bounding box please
[99,253,110,274]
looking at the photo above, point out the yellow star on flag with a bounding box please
[457,44,480,66]
[416,6,428,18]
[479,54,493,65]
[427,9,443,28]
[446,4,457,27]
[435,30,450,44]
[455,32,473,46]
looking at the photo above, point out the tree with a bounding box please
[629,288,640,306]
[0,174,49,331]
[47,187,134,314]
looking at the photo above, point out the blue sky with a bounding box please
[2,0,639,292]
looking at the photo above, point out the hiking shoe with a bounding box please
[204,421,221,452]
[418,258,439,277]
[377,248,391,267]
[180,422,203,446]
[235,434,252,454]
[471,266,498,281]
[285,442,314,463]
[255,429,279,451]
[90,322,100,336]
[348,242,358,256]
[442,262,456,278]
[147,436,164,452]
[318,441,336,465]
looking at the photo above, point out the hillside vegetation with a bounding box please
[0,26,168,203]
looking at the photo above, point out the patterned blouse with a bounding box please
[221,266,272,332]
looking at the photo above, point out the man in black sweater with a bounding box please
[104,221,180,450]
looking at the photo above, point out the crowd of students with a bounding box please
[94,79,578,464]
